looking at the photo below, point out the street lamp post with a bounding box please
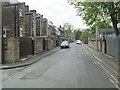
[96,25,98,51]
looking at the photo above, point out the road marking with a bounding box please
[94,62,97,64]
[81,45,90,55]
[110,79,115,83]
[116,84,120,89]
[93,58,119,88]
[81,45,119,88]
[2,66,9,68]
[92,55,102,62]
[110,74,119,83]
[93,55,119,84]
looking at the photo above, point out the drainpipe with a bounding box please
[14,4,17,37]
[0,2,2,90]
[0,2,2,64]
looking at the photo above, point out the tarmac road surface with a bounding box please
[1,43,117,88]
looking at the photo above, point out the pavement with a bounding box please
[83,44,118,71]
[0,47,60,69]
[82,44,119,88]
[83,44,118,72]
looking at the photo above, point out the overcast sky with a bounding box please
[18,0,89,29]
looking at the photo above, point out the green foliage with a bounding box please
[80,29,96,40]
[81,30,89,40]
[63,23,74,39]
[63,23,83,40]
[63,22,96,41]
[74,30,82,40]
[68,1,120,35]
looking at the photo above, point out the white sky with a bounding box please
[18,0,89,29]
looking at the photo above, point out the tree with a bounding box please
[67,1,120,35]
[81,30,89,41]
[68,1,120,59]
[63,23,74,40]
[74,29,82,40]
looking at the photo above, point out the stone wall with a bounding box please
[30,10,36,37]
[18,3,26,37]
[3,3,26,37]
[47,38,54,50]
[3,37,20,63]
[3,5,16,37]
[43,18,48,36]
[25,12,32,36]
[36,15,40,36]
[34,37,43,54]
[25,13,32,36]
[88,40,97,50]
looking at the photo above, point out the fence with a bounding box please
[106,35,120,58]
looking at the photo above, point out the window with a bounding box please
[20,28,24,37]
[19,9,23,17]
[3,27,7,38]
[19,11,23,17]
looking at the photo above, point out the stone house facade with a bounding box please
[1,1,64,64]
[25,6,32,36]
[58,26,65,45]
[47,24,57,50]
[2,2,26,63]
[34,14,43,54]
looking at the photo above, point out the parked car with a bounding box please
[76,40,82,44]
[61,41,69,49]
[84,40,88,44]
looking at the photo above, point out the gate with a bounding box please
[20,37,34,58]
[43,38,46,50]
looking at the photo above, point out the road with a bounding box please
[1,43,117,88]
